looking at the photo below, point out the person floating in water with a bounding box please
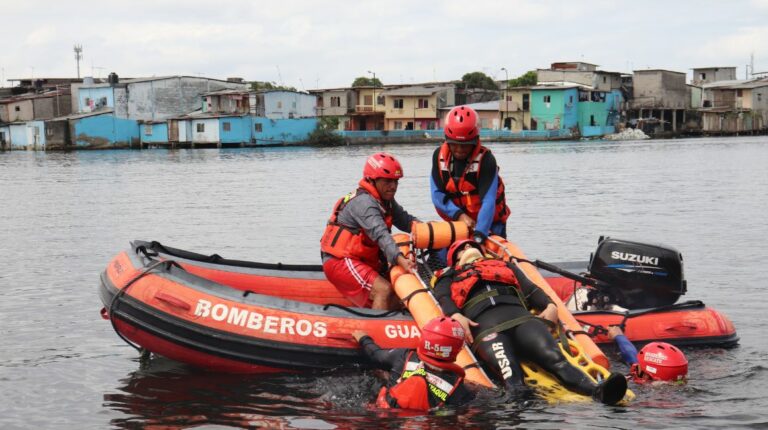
[353,316,475,411]
[608,326,688,384]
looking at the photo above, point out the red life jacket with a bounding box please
[450,259,520,309]
[320,179,393,269]
[375,351,465,411]
[435,142,510,224]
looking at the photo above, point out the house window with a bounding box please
[14,106,20,112]
[330,96,341,107]
[758,93,762,102]
[84,97,91,107]
[394,99,404,109]
[417,98,429,109]
[364,95,373,105]
[277,101,283,109]
[377,95,385,105]
[522,94,530,110]
[144,125,153,135]
[590,115,596,126]
[223,122,231,132]
[292,101,297,109]
[254,123,263,132]
[427,121,436,130]
[543,95,551,103]
[506,95,513,101]
[394,121,403,129]
[736,89,743,97]
[602,76,607,83]
[569,96,573,104]
[699,73,707,80]
[46,127,54,137]
[196,123,205,132]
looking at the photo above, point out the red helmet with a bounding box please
[418,317,465,361]
[636,342,688,382]
[363,152,403,180]
[447,239,483,267]
[444,106,479,143]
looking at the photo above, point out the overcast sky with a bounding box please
[2,0,767,89]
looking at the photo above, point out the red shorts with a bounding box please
[323,257,380,307]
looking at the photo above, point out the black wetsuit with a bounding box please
[434,261,598,397]
[358,336,475,407]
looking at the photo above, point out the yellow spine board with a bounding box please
[483,236,610,370]
[391,233,633,403]
[522,339,635,404]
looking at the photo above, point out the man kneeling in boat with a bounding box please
[434,239,628,405]
[321,152,418,310]
[353,316,475,411]
[608,326,688,384]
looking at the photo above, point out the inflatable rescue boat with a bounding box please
[99,229,736,388]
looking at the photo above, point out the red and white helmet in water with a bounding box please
[417,316,465,362]
[634,342,688,382]
[363,152,404,180]
[444,106,479,144]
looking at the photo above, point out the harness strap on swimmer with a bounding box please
[470,314,536,352]
[460,285,525,314]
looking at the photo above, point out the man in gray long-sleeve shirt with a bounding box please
[320,152,418,309]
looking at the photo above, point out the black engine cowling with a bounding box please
[587,237,687,309]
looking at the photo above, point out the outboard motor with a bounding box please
[588,237,686,309]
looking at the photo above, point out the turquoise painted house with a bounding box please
[530,86,579,132]
[0,121,46,150]
[71,113,140,148]
[578,89,623,137]
[530,85,623,137]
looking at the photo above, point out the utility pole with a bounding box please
[74,45,83,79]
[501,67,509,129]
[368,70,376,129]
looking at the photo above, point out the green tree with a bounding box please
[460,72,499,90]
[306,116,345,146]
[351,76,383,87]
[507,70,538,88]
[249,81,297,92]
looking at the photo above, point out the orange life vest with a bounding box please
[436,142,510,224]
[375,351,464,411]
[320,179,393,268]
[449,259,520,309]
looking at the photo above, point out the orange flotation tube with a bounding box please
[390,233,496,388]
[482,235,610,369]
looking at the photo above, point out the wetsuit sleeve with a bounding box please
[342,195,403,265]
[614,334,639,365]
[434,275,461,316]
[473,152,499,237]
[431,147,463,220]
[390,200,418,233]
[510,263,553,311]
[358,336,408,370]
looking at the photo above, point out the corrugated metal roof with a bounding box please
[463,101,499,111]
[702,79,750,89]
[633,69,686,75]
[381,86,451,96]
[530,84,584,90]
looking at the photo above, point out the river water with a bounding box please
[1,136,767,429]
